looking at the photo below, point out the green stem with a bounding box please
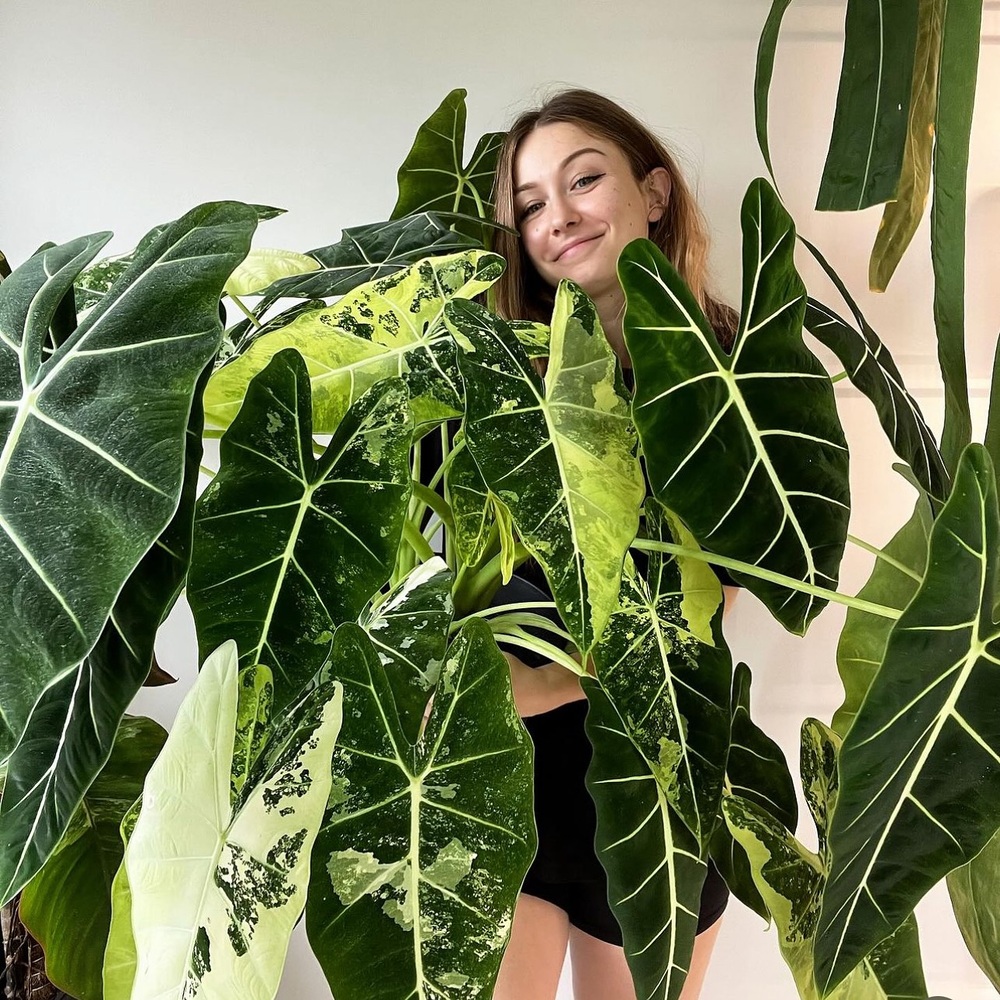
[630,539,901,620]
[847,533,922,582]
[457,543,531,613]
[229,293,262,330]
[401,519,435,563]
[412,481,454,532]
[830,370,849,383]
[492,630,583,675]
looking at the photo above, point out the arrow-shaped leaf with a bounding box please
[622,179,850,635]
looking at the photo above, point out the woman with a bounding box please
[487,89,738,1000]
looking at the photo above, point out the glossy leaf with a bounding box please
[102,800,141,1000]
[190,349,412,714]
[947,827,1000,992]
[125,645,343,1000]
[306,620,534,1000]
[583,677,706,1000]
[357,556,455,744]
[816,444,1000,994]
[0,202,256,755]
[224,248,319,297]
[19,717,166,1000]
[932,0,981,471]
[710,662,797,922]
[593,502,731,850]
[622,179,849,636]
[816,0,919,211]
[869,0,942,291]
[391,89,503,235]
[447,437,497,566]
[73,225,166,314]
[832,480,931,737]
[452,280,646,654]
[753,0,794,187]
[0,369,206,904]
[205,250,503,432]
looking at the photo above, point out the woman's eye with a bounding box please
[520,202,541,220]
[574,173,603,189]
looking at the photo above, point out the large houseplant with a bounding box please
[1,3,996,999]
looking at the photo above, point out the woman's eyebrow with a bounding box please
[514,147,607,195]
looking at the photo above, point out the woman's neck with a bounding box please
[595,289,631,369]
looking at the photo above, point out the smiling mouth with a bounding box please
[556,236,599,261]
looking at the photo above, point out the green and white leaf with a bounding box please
[190,349,412,714]
[452,280,646,655]
[391,89,503,231]
[103,799,141,1000]
[816,0,920,211]
[125,644,343,1000]
[622,179,850,636]
[72,225,167,314]
[205,250,503,432]
[358,556,455,745]
[594,501,731,850]
[583,677,706,1000]
[509,320,550,359]
[19,717,166,1000]
[947,826,1000,992]
[816,444,1000,994]
[710,662,797,922]
[0,201,256,755]
[306,620,534,1000]
[224,248,320,297]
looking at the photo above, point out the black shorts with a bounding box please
[521,699,729,946]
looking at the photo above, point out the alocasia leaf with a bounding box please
[224,248,320,297]
[0,200,256,755]
[947,826,1000,992]
[753,0,795,187]
[103,801,140,1000]
[306,620,534,1000]
[815,0,920,211]
[18,716,167,1000]
[622,179,849,636]
[205,250,503,432]
[124,645,343,1000]
[583,677,707,1000]
[594,500,731,850]
[190,348,412,714]
[816,444,1000,995]
[452,279,646,655]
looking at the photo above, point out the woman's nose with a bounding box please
[549,195,580,232]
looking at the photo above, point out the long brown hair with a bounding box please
[490,88,736,349]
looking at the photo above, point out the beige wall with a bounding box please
[3,1,997,996]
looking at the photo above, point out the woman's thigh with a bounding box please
[568,918,723,1000]
[493,892,571,1000]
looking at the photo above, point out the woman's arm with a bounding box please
[503,649,590,718]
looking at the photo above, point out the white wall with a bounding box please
[3,1,998,997]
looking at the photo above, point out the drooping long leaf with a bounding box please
[832,477,931,737]
[947,826,1000,992]
[0,366,207,905]
[190,349,412,714]
[869,0,943,291]
[803,237,949,504]
[710,662,797,922]
[357,556,455,745]
[0,200,256,755]
[753,0,794,188]
[18,717,166,1000]
[816,0,920,211]
[306,620,534,1000]
[815,444,1000,995]
[593,504,731,851]
[451,280,646,655]
[391,89,503,236]
[583,677,706,1000]
[622,179,850,636]
[932,0,982,472]
[125,646,343,1000]
[205,250,502,433]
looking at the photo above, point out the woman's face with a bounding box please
[512,122,667,304]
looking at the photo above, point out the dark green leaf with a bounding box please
[816,444,1000,994]
[753,0,794,186]
[190,348,412,714]
[0,202,256,755]
[816,0,920,211]
[622,179,850,636]
[18,717,166,1000]
[947,826,1000,992]
[307,620,534,1000]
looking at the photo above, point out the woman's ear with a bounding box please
[646,167,672,223]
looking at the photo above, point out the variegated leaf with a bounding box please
[306,620,534,1000]
[816,444,1000,994]
[190,349,412,714]
[451,280,646,655]
[224,248,320,297]
[0,202,257,755]
[125,645,343,1000]
[622,178,850,635]
[205,250,503,433]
